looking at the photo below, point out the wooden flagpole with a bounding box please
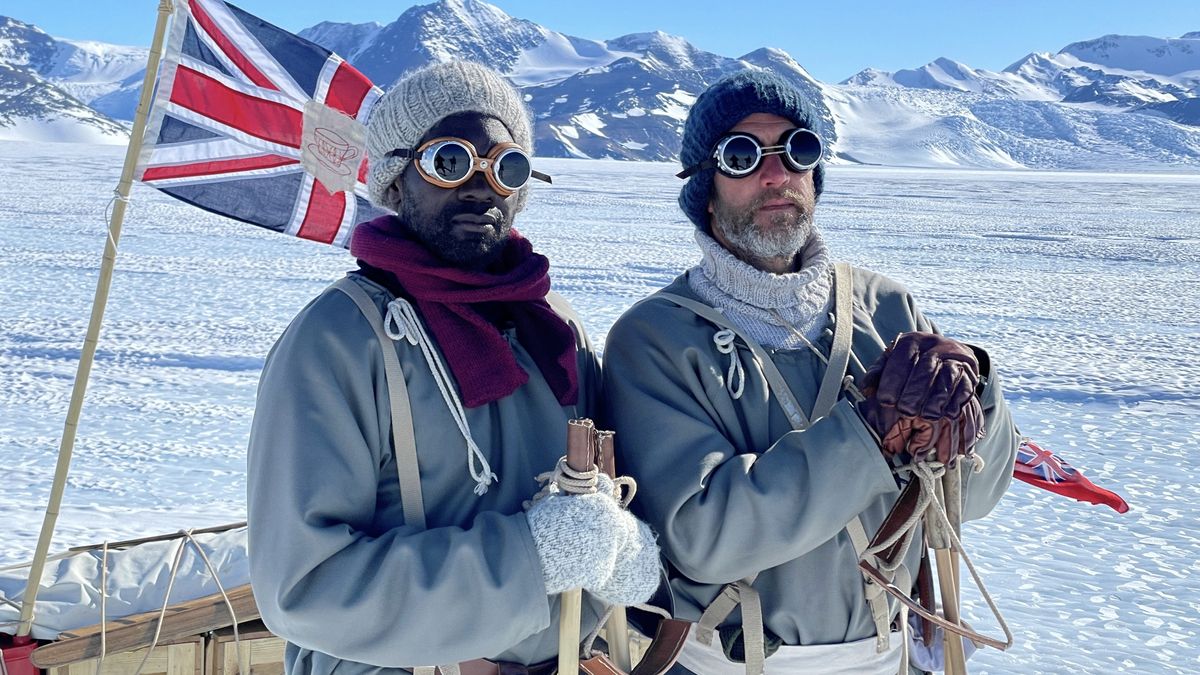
[16,0,178,639]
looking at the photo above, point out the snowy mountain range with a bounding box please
[1,0,1198,171]
[0,16,139,142]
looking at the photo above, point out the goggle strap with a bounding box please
[676,158,716,180]
[531,169,553,185]
[386,149,417,160]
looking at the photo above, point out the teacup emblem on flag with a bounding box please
[301,99,366,194]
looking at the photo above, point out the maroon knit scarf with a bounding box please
[350,216,578,408]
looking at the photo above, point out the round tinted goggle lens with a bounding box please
[785,129,822,170]
[718,135,761,176]
[493,148,533,190]
[428,141,472,182]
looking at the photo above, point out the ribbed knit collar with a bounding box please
[688,228,835,346]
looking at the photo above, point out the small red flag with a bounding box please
[1013,438,1129,513]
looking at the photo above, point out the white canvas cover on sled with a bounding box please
[0,527,249,640]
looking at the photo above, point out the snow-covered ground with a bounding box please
[1,141,1197,672]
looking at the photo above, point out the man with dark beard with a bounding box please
[602,70,1019,673]
[247,61,660,675]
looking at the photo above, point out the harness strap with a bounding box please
[333,278,427,530]
[693,576,764,675]
[812,263,855,419]
[847,517,893,654]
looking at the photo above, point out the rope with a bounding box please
[922,471,1013,649]
[103,190,129,254]
[863,463,945,573]
[553,456,599,495]
[611,476,637,509]
[125,528,246,675]
[526,456,596,508]
[385,297,497,495]
[712,329,745,399]
[527,456,640,511]
[180,530,242,674]
[130,536,188,675]
[580,605,615,659]
[93,542,110,675]
[865,458,1012,653]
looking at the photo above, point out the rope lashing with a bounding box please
[385,297,497,495]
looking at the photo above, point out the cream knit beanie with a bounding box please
[365,60,534,212]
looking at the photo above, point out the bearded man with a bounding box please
[602,70,1019,674]
[248,61,660,675]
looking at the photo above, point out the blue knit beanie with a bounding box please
[678,69,825,231]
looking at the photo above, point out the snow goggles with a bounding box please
[388,138,552,196]
[676,128,823,180]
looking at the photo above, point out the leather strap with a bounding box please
[917,549,935,647]
[629,619,691,675]
[333,278,427,530]
[858,560,1010,651]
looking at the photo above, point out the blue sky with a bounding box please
[7,0,1199,82]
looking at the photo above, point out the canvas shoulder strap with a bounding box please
[333,277,427,530]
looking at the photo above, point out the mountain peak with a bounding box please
[1057,33,1200,77]
[0,15,44,33]
[1181,31,1200,39]
[740,47,791,61]
[426,0,515,28]
[610,31,690,50]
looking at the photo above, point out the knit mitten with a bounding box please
[589,512,661,606]
[526,474,624,595]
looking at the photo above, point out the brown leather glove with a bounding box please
[858,332,985,462]
[880,402,985,465]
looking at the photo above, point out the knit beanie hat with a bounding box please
[365,60,534,212]
[678,69,825,231]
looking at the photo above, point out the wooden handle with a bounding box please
[559,418,596,675]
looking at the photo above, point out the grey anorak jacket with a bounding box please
[248,272,606,674]
[602,268,1019,649]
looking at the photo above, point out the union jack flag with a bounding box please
[1013,438,1129,513]
[135,0,387,247]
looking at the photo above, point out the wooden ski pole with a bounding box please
[558,419,597,674]
[943,461,966,671]
[16,0,176,640]
[596,430,633,672]
[945,460,964,594]
[926,467,967,675]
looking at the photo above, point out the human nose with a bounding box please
[757,151,791,189]
[457,163,498,202]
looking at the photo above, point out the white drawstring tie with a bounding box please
[385,297,497,495]
[713,329,745,399]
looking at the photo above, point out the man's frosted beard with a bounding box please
[711,190,814,264]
